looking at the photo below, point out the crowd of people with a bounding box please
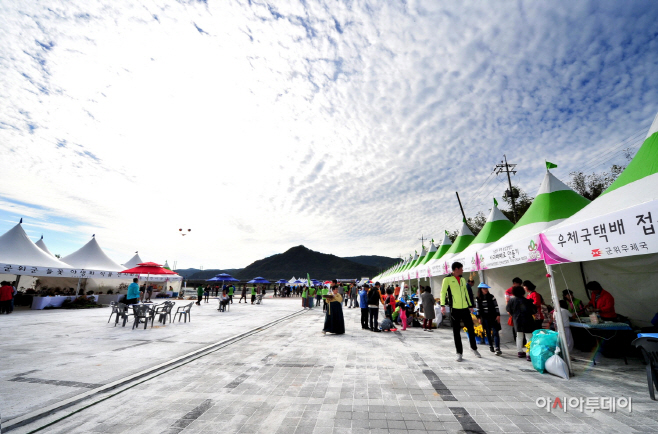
[314,261,617,364]
[194,284,267,306]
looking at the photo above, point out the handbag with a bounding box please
[507,316,514,326]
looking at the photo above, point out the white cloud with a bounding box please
[0,0,657,268]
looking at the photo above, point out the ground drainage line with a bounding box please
[4,308,308,434]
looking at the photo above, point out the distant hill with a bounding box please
[177,268,243,280]
[232,245,379,281]
[343,255,397,269]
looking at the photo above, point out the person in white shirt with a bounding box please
[553,300,574,353]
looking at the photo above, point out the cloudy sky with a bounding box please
[1,0,657,270]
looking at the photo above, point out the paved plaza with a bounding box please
[1,297,657,434]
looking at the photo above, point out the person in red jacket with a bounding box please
[0,281,14,314]
[585,281,616,320]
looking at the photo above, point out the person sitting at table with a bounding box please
[126,278,140,305]
[585,281,616,321]
[562,289,585,318]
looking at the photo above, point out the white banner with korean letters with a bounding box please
[0,263,183,281]
[540,202,655,265]
[479,236,543,270]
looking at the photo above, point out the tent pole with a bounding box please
[545,263,574,377]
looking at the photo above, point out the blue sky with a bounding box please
[0,0,657,269]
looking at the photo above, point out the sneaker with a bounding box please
[427,329,433,332]
[495,348,502,356]
[322,331,326,335]
[517,352,525,358]
[526,355,531,362]
[455,353,463,362]
[374,329,382,333]
[472,349,482,358]
[489,346,495,353]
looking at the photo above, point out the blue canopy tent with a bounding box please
[206,273,239,294]
[248,277,270,284]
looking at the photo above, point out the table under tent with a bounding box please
[374,111,658,375]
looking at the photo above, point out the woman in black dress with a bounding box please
[323,286,345,335]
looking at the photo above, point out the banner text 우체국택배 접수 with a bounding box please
[540,202,654,264]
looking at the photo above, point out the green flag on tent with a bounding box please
[546,161,558,170]
[493,198,498,207]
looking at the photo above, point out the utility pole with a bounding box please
[417,235,430,249]
[494,154,518,223]
[455,191,467,222]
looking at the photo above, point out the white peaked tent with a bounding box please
[457,202,514,273]
[35,236,57,258]
[123,252,144,269]
[439,222,476,274]
[414,241,438,279]
[0,223,71,269]
[541,112,658,326]
[479,171,590,271]
[426,233,453,278]
[62,236,124,271]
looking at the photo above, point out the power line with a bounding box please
[577,125,649,174]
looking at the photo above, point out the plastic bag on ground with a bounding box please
[532,329,559,348]
[545,353,569,380]
[529,329,560,374]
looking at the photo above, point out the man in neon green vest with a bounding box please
[228,285,234,304]
[251,286,257,304]
[321,285,330,312]
[441,261,480,362]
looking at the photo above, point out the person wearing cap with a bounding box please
[585,281,616,321]
[441,262,480,361]
[475,283,502,355]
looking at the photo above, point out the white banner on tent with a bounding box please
[541,202,656,264]
[429,261,449,277]
[479,236,542,270]
[0,262,183,281]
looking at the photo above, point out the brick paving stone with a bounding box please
[5,303,658,434]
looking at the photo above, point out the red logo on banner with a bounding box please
[591,249,602,257]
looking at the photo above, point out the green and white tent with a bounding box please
[455,200,514,273]
[426,232,454,277]
[479,170,590,270]
[407,246,428,279]
[540,113,658,326]
[436,222,475,275]
[542,113,658,264]
[411,241,437,279]
[402,252,419,279]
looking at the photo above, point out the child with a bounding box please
[397,297,408,331]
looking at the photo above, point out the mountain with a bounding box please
[177,268,243,279]
[343,255,397,269]
[232,245,379,281]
